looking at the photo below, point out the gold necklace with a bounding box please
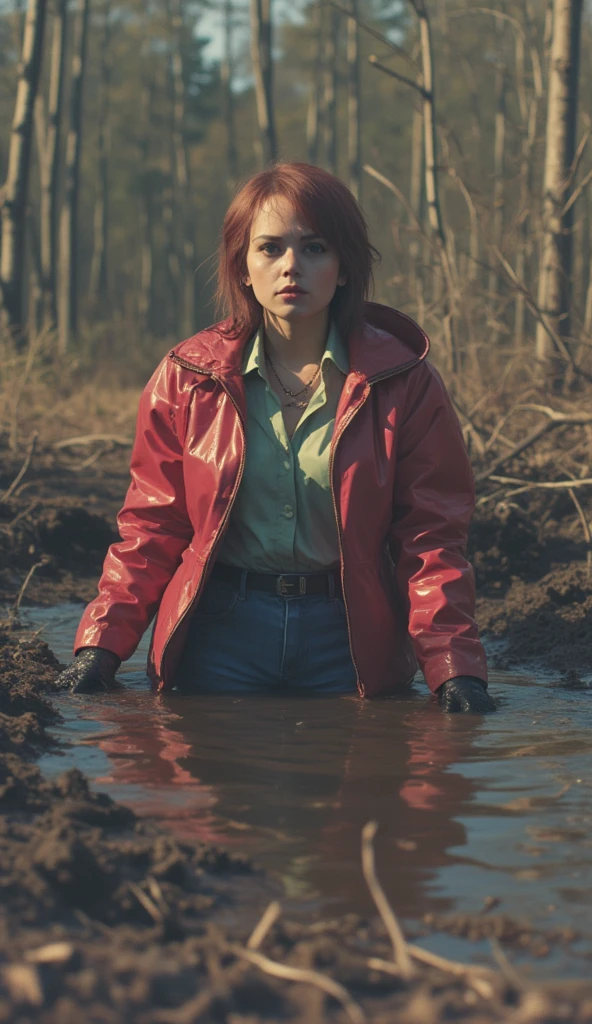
[266,352,321,409]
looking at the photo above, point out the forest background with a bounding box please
[1,0,592,468]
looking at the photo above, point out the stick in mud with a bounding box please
[361,819,415,979]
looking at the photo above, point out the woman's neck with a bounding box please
[262,309,329,370]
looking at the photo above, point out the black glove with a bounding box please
[437,675,496,713]
[60,647,122,694]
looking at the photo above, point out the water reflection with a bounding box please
[27,604,592,977]
[61,684,485,920]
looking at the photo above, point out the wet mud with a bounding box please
[2,442,592,1019]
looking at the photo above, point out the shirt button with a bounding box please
[283,460,291,471]
[283,505,294,518]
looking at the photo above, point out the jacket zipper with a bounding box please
[329,358,420,695]
[159,354,247,686]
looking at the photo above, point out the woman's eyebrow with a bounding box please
[251,233,324,242]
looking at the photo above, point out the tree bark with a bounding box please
[57,0,90,353]
[250,0,276,166]
[137,78,154,331]
[347,0,361,200]
[535,0,583,381]
[89,1,112,304]
[322,4,338,175]
[0,0,47,333]
[409,0,457,372]
[168,0,196,338]
[221,0,239,192]
[306,0,323,164]
[36,0,66,328]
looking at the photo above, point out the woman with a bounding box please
[61,163,494,713]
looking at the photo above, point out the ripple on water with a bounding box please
[23,603,592,980]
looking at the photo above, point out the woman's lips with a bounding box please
[278,289,306,299]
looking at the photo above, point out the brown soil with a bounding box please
[2,437,592,1019]
[0,625,591,1022]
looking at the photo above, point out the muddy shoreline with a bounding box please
[2,441,592,1019]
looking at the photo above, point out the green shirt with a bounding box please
[217,323,348,572]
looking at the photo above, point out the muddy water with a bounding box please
[24,604,592,979]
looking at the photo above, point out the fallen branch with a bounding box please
[231,945,367,1024]
[53,433,133,449]
[488,475,592,490]
[0,499,39,532]
[9,558,46,620]
[247,900,282,951]
[2,431,38,502]
[361,821,415,979]
[475,419,555,483]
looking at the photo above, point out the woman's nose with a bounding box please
[280,248,301,275]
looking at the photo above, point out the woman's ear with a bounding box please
[337,271,347,287]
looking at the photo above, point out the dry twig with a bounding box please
[246,900,282,950]
[231,945,367,1024]
[361,821,415,979]
[1,432,38,502]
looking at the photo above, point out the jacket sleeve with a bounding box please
[388,361,487,692]
[74,358,193,660]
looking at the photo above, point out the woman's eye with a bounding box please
[259,244,278,254]
[306,243,325,254]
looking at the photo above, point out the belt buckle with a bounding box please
[277,575,295,597]
[276,575,307,597]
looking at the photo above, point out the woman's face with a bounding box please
[244,195,346,324]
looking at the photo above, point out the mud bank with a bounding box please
[3,436,592,680]
[0,626,591,1021]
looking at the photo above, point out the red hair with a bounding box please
[216,162,380,341]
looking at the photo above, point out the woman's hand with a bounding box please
[59,648,122,693]
[437,676,496,713]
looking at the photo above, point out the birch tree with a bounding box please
[0,0,47,332]
[535,0,583,380]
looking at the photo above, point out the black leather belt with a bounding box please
[212,561,342,598]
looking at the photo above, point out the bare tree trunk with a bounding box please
[137,78,154,331]
[535,0,583,382]
[410,0,457,372]
[35,0,66,328]
[409,100,423,269]
[0,0,47,332]
[168,0,196,338]
[221,0,239,192]
[322,5,338,175]
[89,2,111,304]
[306,0,323,164]
[57,0,90,354]
[347,0,361,200]
[250,0,276,166]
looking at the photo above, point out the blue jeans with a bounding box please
[174,570,358,694]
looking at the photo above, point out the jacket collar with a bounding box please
[170,302,430,383]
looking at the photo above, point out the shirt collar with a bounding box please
[241,322,348,377]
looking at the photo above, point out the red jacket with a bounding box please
[75,302,487,695]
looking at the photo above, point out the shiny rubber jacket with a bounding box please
[74,302,488,696]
